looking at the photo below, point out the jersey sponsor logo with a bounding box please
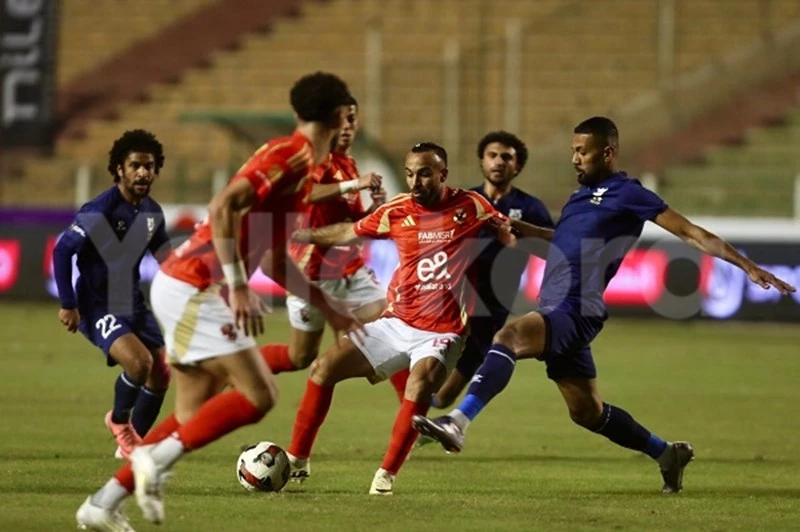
[508,208,522,220]
[590,187,608,205]
[416,251,452,291]
[401,215,416,228]
[418,228,455,243]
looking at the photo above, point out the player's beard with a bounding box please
[129,180,151,199]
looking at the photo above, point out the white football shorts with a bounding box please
[286,266,386,332]
[150,270,257,365]
[348,316,465,382]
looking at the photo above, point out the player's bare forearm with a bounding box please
[511,219,554,242]
[209,180,254,267]
[293,222,360,247]
[307,183,345,204]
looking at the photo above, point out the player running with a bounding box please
[429,131,553,410]
[258,96,408,396]
[283,142,549,495]
[413,116,796,494]
[54,129,171,460]
[76,72,356,531]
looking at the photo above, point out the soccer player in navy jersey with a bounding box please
[54,129,171,459]
[429,131,553,410]
[413,117,796,493]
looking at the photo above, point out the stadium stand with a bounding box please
[4,0,800,212]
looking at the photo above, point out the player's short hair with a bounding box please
[290,72,352,123]
[346,95,358,108]
[476,130,529,171]
[574,116,619,147]
[107,129,165,182]
[410,142,448,166]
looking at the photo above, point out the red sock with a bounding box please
[114,413,180,492]
[288,379,334,459]
[380,399,428,475]
[388,368,410,402]
[260,344,296,374]
[177,390,264,450]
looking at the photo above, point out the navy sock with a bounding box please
[457,344,516,421]
[131,386,166,437]
[591,403,667,459]
[111,372,142,424]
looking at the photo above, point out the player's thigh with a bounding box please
[494,311,547,360]
[352,298,387,323]
[288,327,325,368]
[310,337,377,386]
[553,376,604,425]
[405,331,465,400]
[344,266,386,323]
[108,331,155,379]
[202,347,278,412]
[171,363,221,424]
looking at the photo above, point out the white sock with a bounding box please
[91,478,128,510]
[149,435,185,469]
[286,452,307,467]
[448,409,471,431]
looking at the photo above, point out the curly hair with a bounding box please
[107,129,165,182]
[476,131,528,172]
[290,72,352,123]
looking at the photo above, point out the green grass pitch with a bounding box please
[1,303,799,531]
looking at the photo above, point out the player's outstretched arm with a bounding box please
[53,225,86,332]
[306,172,382,204]
[292,222,361,247]
[208,178,265,336]
[486,217,551,258]
[654,207,796,294]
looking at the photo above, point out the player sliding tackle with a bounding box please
[284,142,551,495]
[413,116,796,494]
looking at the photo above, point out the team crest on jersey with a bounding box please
[453,208,467,224]
[508,208,522,220]
[147,217,155,237]
[221,323,238,341]
[590,187,608,205]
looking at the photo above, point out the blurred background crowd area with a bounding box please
[2,0,800,217]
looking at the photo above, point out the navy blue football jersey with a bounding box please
[53,186,169,314]
[538,172,668,318]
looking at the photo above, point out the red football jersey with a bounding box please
[290,151,367,280]
[162,130,315,289]
[354,187,505,334]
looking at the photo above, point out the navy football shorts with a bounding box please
[539,305,605,380]
[78,307,164,365]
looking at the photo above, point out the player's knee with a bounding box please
[405,361,446,401]
[308,355,336,386]
[292,347,319,370]
[147,352,170,391]
[248,381,279,415]
[123,354,153,383]
[493,326,521,355]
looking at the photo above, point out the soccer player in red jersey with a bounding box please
[284,142,525,495]
[260,97,406,395]
[76,72,356,530]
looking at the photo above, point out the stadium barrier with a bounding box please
[1,207,798,323]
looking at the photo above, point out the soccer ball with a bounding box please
[236,441,291,493]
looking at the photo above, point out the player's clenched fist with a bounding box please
[58,308,80,333]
